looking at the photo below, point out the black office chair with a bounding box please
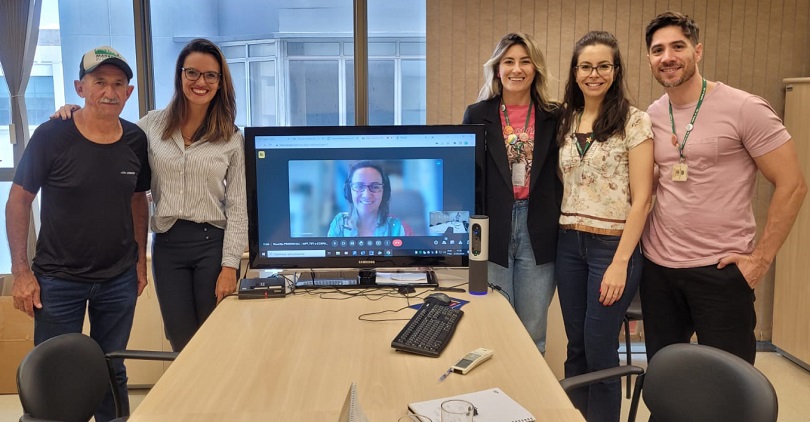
[622,291,643,398]
[16,333,177,422]
[560,343,778,422]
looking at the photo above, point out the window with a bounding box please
[0,0,139,272]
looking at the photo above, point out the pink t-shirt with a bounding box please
[642,83,791,268]
[499,104,536,200]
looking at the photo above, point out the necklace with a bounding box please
[180,129,195,147]
[571,110,594,158]
[501,100,533,158]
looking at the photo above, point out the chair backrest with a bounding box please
[17,333,111,422]
[643,343,778,422]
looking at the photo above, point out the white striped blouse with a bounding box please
[137,109,248,269]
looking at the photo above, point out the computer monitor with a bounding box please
[244,125,485,271]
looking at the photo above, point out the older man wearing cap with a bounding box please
[6,45,150,421]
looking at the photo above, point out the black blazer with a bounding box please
[462,96,562,268]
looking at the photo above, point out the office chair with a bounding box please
[621,291,642,398]
[16,332,177,422]
[560,343,778,422]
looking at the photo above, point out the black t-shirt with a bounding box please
[14,118,151,282]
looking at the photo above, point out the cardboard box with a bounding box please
[0,295,34,394]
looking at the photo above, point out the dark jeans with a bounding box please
[640,258,757,364]
[34,266,138,422]
[556,229,642,422]
[152,219,225,352]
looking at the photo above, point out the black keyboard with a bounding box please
[391,301,463,357]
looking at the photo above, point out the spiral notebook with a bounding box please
[407,387,535,422]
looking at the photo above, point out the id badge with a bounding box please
[512,162,526,187]
[672,162,688,182]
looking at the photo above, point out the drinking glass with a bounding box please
[440,399,474,422]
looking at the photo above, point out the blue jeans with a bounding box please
[34,266,138,422]
[556,229,642,422]
[488,200,556,355]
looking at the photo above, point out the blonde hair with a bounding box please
[477,32,556,111]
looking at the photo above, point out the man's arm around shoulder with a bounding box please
[6,184,41,317]
[718,139,807,286]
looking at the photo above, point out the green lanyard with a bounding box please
[669,78,707,161]
[572,110,594,158]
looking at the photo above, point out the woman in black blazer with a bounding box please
[462,33,562,354]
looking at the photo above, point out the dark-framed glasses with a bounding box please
[182,67,221,83]
[350,182,384,193]
[574,63,616,76]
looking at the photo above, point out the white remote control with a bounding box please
[451,347,494,374]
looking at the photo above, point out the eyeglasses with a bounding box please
[181,67,221,84]
[350,182,384,193]
[574,63,616,76]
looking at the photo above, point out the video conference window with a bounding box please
[289,159,443,238]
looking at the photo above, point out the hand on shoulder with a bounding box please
[50,104,81,120]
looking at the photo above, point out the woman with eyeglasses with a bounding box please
[555,31,653,422]
[53,38,247,352]
[327,161,409,237]
[462,33,561,356]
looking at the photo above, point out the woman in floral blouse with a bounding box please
[555,31,654,422]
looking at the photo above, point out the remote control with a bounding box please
[451,347,494,374]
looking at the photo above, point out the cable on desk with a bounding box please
[489,283,510,302]
[358,304,417,322]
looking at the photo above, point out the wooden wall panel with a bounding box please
[546,0,563,97]
[426,0,810,343]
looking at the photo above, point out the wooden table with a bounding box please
[130,283,583,421]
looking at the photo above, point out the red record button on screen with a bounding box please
[392,239,403,247]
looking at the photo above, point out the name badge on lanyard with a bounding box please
[669,79,706,183]
[672,161,688,181]
[512,162,526,187]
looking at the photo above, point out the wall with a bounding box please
[426,0,810,345]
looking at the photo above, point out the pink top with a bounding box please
[642,83,791,268]
[499,104,536,200]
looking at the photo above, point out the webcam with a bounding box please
[471,224,483,256]
[468,215,489,294]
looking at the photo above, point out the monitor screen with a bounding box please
[244,125,485,270]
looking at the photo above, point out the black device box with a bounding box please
[238,276,286,299]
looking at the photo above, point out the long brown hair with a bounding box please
[477,33,557,112]
[161,38,237,142]
[557,31,630,146]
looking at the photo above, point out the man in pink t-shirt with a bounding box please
[641,11,807,364]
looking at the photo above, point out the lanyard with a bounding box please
[501,100,532,136]
[501,100,533,157]
[572,110,594,158]
[669,78,707,161]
